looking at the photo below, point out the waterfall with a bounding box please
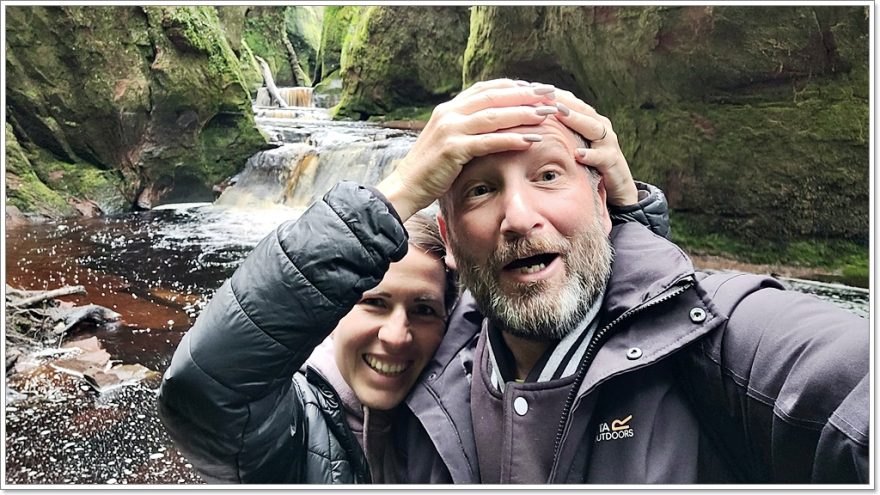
[284,138,414,209]
[214,143,316,209]
[255,87,314,108]
[218,99,419,210]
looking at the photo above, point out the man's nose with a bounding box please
[500,186,543,238]
[377,306,413,349]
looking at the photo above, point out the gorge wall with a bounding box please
[5,5,323,219]
[5,6,266,217]
[321,6,868,265]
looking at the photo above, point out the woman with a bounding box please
[158,80,670,483]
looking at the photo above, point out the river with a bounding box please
[3,93,870,486]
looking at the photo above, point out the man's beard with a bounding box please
[451,215,613,342]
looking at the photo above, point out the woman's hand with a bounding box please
[552,89,639,206]
[378,79,558,220]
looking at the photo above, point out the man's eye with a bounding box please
[540,171,559,181]
[468,185,490,197]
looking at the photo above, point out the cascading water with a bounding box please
[219,86,418,210]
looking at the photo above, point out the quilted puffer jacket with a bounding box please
[157,180,670,483]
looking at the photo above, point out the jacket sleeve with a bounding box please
[157,181,408,483]
[680,273,869,483]
[608,181,670,239]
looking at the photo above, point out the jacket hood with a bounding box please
[307,338,363,423]
[306,337,398,483]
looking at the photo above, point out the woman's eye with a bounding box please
[468,185,490,197]
[412,304,441,317]
[540,170,559,182]
[360,298,386,308]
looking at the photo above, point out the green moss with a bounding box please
[671,211,868,287]
[5,124,74,216]
[6,6,264,214]
[335,6,468,119]
[25,148,128,214]
[242,7,293,85]
[285,6,323,83]
[237,39,264,95]
[198,111,267,184]
[318,6,361,80]
[367,105,435,122]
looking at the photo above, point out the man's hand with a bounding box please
[378,79,558,220]
[552,89,639,206]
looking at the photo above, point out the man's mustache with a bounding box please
[490,235,572,271]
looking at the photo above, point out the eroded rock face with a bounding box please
[5,6,266,217]
[461,6,868,243]
[333,6,470,119]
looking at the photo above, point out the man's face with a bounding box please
[440,118,614,341]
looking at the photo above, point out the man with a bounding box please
[374,79,869,483]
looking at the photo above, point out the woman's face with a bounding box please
[333,247,447,410]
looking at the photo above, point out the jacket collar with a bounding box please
[404,290,483,483]
[602,222,696,322]
[578,222,724,397]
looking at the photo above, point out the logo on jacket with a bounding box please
[596,414,635,442]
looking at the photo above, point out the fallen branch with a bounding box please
[9,285,86,308]
[254,55,290,109]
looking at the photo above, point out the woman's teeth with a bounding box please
[365,355,407,375]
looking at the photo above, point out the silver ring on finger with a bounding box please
[595,125,608,142]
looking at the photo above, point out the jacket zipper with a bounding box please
[550,278,695,469]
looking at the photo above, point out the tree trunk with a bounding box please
[283,36,311,86]
[254,55,290,108]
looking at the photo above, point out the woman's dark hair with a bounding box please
[403,212,458,316]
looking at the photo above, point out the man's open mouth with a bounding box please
[503,253,559,274]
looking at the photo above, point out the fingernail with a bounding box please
[515,80,531,86]
[556,102,570,116]
[532,84,555,96]
[535,106,558,116]
[523,134,543,143]
[576,147,589,158]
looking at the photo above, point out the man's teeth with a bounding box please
[365,355,407,375]
[518,262,546,274]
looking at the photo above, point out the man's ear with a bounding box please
[596,178,613,234]
[437,212,458,271]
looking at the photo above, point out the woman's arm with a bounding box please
[157,181,408,483]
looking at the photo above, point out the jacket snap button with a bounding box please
[626,347,643,360]
[514,397,529,416]
[689,307,707,323]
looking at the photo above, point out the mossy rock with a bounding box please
[5,123,75,218]
[285,6,323,85]
[5,6,265,214]
[242,7,294,85]
[317,6,361,82]
[461,5,868,253]
[215,7,263,95]
[334,6,469,119]
[215,6,248,52]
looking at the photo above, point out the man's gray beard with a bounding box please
[452,215,613,342]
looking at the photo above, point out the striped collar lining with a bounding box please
[487,290,605,393]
